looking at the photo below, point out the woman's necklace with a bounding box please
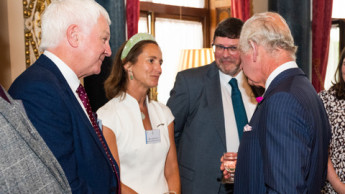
[141,111,145,120]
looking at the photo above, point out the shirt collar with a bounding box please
[43,50,80,92]
[219,70,245,85]
[265,61,298,91]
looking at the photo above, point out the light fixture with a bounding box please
[178,48,215,71]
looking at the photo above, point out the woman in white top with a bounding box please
[97,33,180,194]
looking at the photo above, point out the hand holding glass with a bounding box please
[222,152,237,184]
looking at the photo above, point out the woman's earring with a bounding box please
[129,70,134,80]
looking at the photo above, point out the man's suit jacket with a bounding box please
[9,55,120,194]
[234,68,331,193]
[0,87,71,193]
[167,62,256,193]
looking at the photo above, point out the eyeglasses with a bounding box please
[212,44,238,53]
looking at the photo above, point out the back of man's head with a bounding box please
[239,12,297,60]
[213,17,243,41]
[40,0,110,51]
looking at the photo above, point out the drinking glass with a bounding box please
[222,152,237,184]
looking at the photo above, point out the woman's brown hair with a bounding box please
[331,47,345,100]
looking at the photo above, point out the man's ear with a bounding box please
[66,24,79,48]
[249,40,258,62]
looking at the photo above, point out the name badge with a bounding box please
[97,119,103,131]
[145,129,161,144]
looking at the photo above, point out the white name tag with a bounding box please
[145,129,161,144]
[97,119,103,131]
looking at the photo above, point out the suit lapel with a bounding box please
[0,95,70,190]
[254,68,305,110]
[264,68,306,99]
[37,55,116,170]
[204,63,226,148]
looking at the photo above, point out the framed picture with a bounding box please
[216,7,231,24]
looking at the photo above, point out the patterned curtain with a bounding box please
[312,0,333,92]
[84,0,126,112]
[126,0,140,39]
[230,0,250,22]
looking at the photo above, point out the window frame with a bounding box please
[332,19,345,54]
[139,1,210,47]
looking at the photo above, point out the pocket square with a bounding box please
[243,124,252,132]
[256,96,264,103]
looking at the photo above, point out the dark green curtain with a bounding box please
[269,0,312,80]
[85,0,126,112]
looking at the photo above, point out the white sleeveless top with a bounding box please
[97,93,174,194]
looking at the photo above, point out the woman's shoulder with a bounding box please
[318,88,344,109]
[97,95,124,114]
[149,100,174,125]
[149,100,171,112]
[319,88,335,99]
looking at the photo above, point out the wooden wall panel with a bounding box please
[209,0,231,45]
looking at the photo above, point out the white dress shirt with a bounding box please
[265,61,299,95]
[219,70,257,152]
[43,51,90,122]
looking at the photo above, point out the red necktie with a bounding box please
[0,87,10,103]
[76,84,120,193]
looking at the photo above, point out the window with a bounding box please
[324,0,345,89]
[139,1,209,103]
[325,25,340,89]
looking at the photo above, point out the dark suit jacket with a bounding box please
[234,68,331,193]
[168,62,255,193]
[9,55,120,194]
[0,88,71,193]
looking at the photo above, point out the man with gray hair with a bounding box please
[168,17,260,193]
[9,0,120,193]
[221,12,331,193]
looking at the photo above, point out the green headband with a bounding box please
[121,33,156,60]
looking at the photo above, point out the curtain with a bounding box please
[126,0,140,39]
[312,0,333,92]
[230,0,250,22]
[268,0,312,80]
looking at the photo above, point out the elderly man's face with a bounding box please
[213,37,241,76]
[240,47,264,88]
[78,15,111,78]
